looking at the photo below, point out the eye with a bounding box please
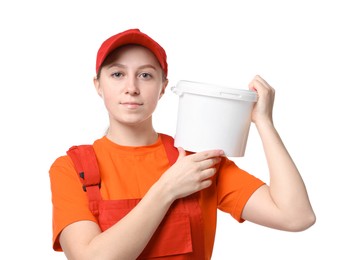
[140,72,152,79]
[111,72,123,78]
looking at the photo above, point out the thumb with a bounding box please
[176,147,186,161]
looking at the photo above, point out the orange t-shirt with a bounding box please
[49,135,264,258]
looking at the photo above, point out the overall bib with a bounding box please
[67,134,206,259]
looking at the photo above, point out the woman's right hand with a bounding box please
[158,147,224,201]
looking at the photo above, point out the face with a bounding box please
[94,45,168,129]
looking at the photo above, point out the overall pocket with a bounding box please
[98,198,193,258]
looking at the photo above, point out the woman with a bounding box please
[49,28,315,260]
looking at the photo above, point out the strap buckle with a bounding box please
[82,183,101,192]
[79,171,101,192]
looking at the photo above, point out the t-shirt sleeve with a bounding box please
[217,158,265,223]
[49,155,98,251]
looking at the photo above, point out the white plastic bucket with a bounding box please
[172,80,258,157]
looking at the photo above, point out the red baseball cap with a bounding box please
[96,29,168,77]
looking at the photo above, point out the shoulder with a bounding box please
[50,155,73,168]
[49,155,77,185]
[51,137,103,169]
[217,157,264,190]
[49,151,86,197]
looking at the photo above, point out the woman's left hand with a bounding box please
[248,75,275,125]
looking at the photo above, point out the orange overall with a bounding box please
[67,134,206,259]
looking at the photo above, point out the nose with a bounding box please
[124,77,140,95]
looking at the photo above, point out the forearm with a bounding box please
[86,182,174,260]
[256,120,314,221]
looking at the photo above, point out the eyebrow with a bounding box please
[106,63,158,71]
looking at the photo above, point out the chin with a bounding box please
[117,116,152,126]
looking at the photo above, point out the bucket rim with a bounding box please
[172,80,258,102]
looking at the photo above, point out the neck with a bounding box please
[106,121,158,147]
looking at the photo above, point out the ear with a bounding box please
[93,76,103,97]
[159,79,169,99]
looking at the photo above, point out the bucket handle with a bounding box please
[219,92,242,99]
[171,86,183,96]
[172,86,245,100]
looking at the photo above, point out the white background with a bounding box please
[1,0,342,259]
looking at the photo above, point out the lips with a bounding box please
[120,101,143,109]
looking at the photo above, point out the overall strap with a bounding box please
[160,134,205,259]
[160,133,178,164]
[67,145,102,218]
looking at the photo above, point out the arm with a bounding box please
[241,75,316,231]
[60,148,223,260]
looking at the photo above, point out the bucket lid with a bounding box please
[172,80,258,102]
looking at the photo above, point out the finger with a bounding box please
[248,78,257,91]
[254,75,275,91]
[198,157,222,170]
[255,75,272,89]
[199,167,217,180]
[249,76,264,91]
[191,150,224,162]
[176,147,186,161]
[197,179,213,191]
[249,77,275,99]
